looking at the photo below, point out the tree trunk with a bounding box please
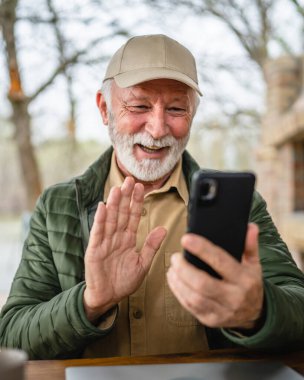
[1,0,42,210]
[11,101,42,210]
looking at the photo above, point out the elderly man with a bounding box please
[1,34,304,360]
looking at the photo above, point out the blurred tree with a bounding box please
[146,0,302,167]
[0,0,129,210]
[151,0,302,118]
[1,0,303,212]
[147,0,300,73]
[1,0,41,210]
[290,0,304,18]
[289,0,304,50]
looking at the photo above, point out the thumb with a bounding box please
[242,223,260,265]
[141,227,167,272]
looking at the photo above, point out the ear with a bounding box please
[96,90,109,125]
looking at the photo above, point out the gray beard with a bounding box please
[108,122,190,182]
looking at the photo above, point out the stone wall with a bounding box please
[257,56,304,268]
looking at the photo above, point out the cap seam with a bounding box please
[119,37,134,73]
[162,35,167,67]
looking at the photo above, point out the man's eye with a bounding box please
[128,105,149,112]
[136,105,149,110]
[168,107,186,114]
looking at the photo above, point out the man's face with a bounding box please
[106,79,195,182]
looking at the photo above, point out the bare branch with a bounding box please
[28,36,109,102]
[289,0,304,17]
[46,0,77,138]
[26,0,130,103]
[146,0,272,67]
[15,15,98,25]
[204,0,274,67]
[207,6,258,62]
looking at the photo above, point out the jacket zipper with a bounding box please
[75,179,90,255]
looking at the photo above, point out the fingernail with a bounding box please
[170,253,179,266]
[182,233,202,250]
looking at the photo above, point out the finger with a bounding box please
[104,186,121,237]
[166,266,226,327]
[117,177,135,231]
[87,202,106,251]
[140,227,167,272]
[172,245,263,324]
[167,263,249,328]
[169,252,236,308]
[242,223,260,265]
[181,233,241,283]
[127,182,144,233]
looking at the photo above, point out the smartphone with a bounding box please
[184,171,256,278]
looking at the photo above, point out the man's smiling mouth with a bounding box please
[136,144,169,154]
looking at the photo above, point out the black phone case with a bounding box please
[184,171,255,277]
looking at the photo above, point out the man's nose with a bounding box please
[145,108,169,139]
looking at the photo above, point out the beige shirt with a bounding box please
[84,153,208,357]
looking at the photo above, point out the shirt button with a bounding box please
[133,309,143,319]
[141,208,147,216]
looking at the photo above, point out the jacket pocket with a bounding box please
[164,251,199,326]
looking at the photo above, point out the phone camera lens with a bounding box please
[200,179,217,201]
[201,183,210,197]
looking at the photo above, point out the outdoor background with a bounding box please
[1,0,304,308]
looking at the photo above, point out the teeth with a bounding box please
[146,146,161,150]
[138,144,163,151]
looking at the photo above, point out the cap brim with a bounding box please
[114,68,202,96]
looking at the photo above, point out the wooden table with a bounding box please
[25,349,304,380]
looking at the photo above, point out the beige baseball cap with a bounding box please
[103,34,202,96]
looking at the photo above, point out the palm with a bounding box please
[94,229,145,299]
[84,177,166,318]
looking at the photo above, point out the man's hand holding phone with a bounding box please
[166,223,264,330]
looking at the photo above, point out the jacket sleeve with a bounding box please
[222,191,304,350]
[0,192,117,359]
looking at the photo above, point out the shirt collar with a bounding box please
[104,152,189,205]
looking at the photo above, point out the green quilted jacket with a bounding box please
[1,147,304,359]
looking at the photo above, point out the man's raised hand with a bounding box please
[83,176,167,322]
